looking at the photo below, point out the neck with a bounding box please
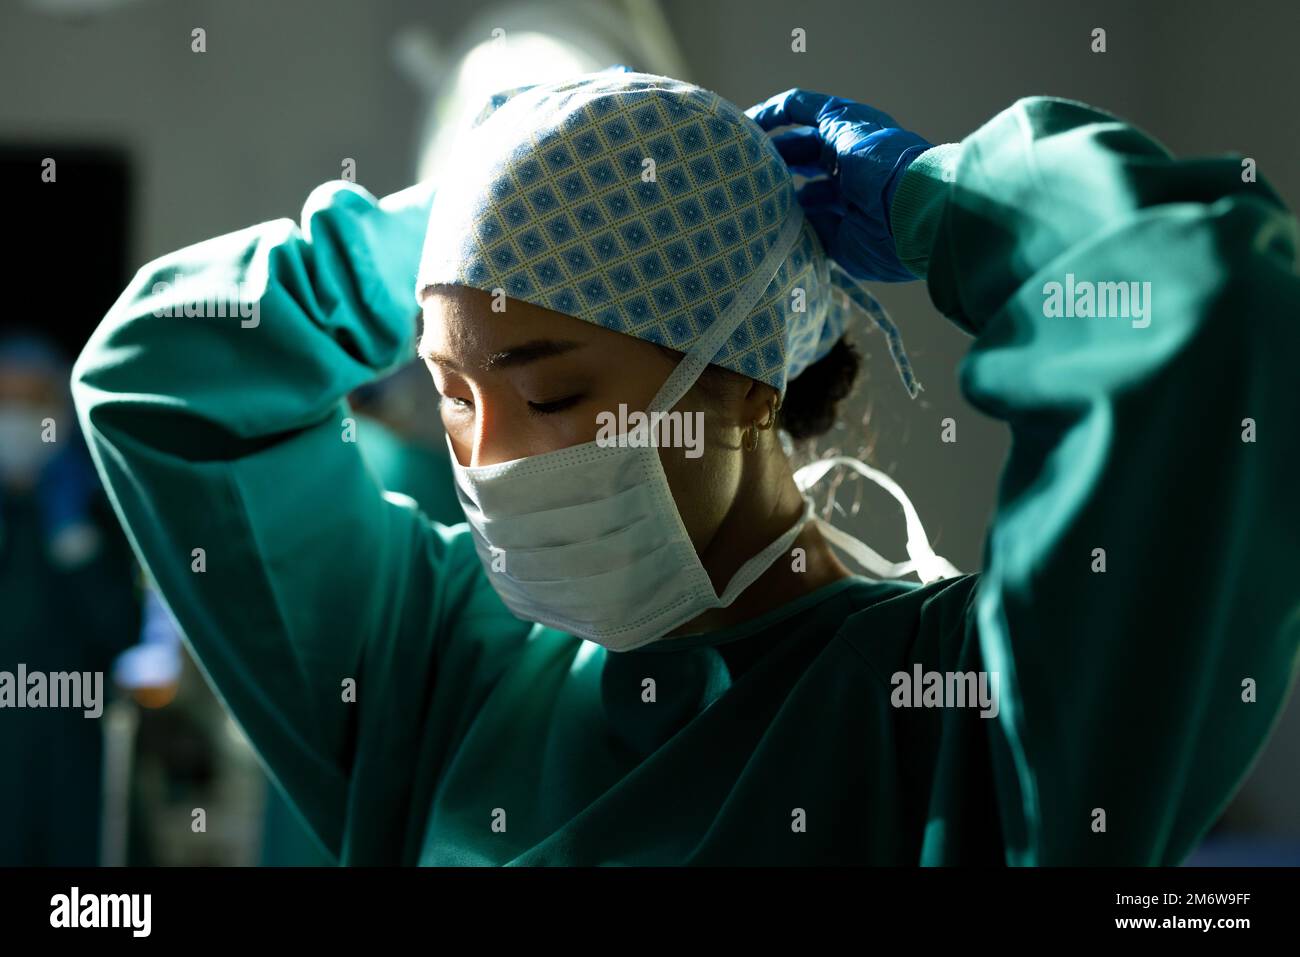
[666,440,853,639]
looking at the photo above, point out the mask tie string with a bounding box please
[794,454,961,585]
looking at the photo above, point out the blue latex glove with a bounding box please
[747,89,933,282]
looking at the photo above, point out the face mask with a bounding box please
[0,404,57,486]
[450,207,959,651]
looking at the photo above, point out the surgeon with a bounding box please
[72,73,1300,865]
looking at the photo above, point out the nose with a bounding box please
[465,403,533,468]
[469,424,497,469]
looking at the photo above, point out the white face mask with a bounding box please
[0,404,58,486]
[449,207,959,651]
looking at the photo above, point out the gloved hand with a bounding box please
[746,89,933,282]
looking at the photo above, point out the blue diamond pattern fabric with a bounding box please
[416,72,852,393]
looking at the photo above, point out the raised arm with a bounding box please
[71,180,486,859]
[753,91,1300,864]
[900,98,1299,863]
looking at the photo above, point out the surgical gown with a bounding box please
[71,96,1300,865]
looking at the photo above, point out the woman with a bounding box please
[71,74,1299,865]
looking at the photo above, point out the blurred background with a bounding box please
[1,0,1296,866]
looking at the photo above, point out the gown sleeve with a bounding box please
[889,96,1300,864]
[71,180,498,860]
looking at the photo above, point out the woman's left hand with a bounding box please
[746,89,933,282]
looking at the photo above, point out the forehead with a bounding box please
[419,284,638,358]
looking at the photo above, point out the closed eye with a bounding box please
[527,395,584,416]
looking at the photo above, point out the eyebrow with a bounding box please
[421,338,587,372]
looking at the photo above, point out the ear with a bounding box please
[740,379,780,429]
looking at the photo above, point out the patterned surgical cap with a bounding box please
[416,72,858,394]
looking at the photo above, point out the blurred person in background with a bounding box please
[349,367,466,530]
[0,331,143,865]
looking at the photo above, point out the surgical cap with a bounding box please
[416,72,858,395]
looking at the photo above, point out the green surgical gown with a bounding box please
[259,414,461,866]
[71,97,1300,865]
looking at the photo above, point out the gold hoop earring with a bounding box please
[756,394,780,432]
[742,424,758,452]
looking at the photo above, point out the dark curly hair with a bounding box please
[778,336,862,440]
[663,334,862,441]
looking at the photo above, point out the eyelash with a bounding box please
[442,395,583,416]
[526,395,583,416]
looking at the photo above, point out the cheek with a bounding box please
[658,403,741,553]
